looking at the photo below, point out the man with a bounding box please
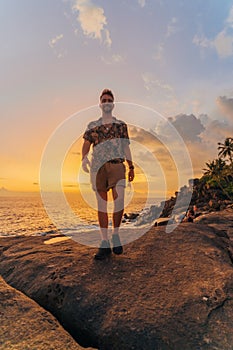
[82,89,134,260]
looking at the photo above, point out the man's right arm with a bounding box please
[81,140,91,173]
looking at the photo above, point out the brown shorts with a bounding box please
[90,162,126,192]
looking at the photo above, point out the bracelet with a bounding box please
[129,165,134,170]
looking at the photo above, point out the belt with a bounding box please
[107,158,124,164]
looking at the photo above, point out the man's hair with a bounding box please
[100,89,114,101]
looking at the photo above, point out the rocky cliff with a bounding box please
[133,178,233,227]
[160,178,233,218]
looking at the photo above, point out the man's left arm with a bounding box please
[124,143,135,182]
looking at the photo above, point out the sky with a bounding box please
[1,0,233,194]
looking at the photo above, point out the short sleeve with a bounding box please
[121,123,130,145]
[83,123,93,144]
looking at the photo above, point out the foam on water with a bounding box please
[0,193,162,237]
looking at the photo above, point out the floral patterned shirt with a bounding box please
[83,116,130,171]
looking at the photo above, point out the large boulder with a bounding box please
[0,210,233,350]
[0,276,94,350]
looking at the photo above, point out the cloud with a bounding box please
[154,114,205,146]
[216,96,233,122]
[128,98,233,179]
[155,80,173,92]
[213,30,233,58]
[72,0,112,46]
[200,97,233,147]
[152,18,178,63]
[193,5,233,58]
[198,113,211,127]
[141,73,180,116]
[226,5,233,28]
[101,53,125,65]
[142,73,153,91]
[202,97,233,146]
[192,34,212,48]
[136,150,154,162]
[153,43,164,61]
[104,29,112,47]
[193,31,233,58]
[127,127,177,178]
[199,118,231,164]
[49,34,67,58]
[176,108,232,173]
[129,126,161,146]
[138,0,146,8]
[171,114,205,143]
[142,73,173,92]
[49,34,64,48]
[166,17,179,38]
[153,113,215,175]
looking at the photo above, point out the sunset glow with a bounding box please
[1,1,233,194]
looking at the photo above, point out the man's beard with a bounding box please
[102,103,113,113]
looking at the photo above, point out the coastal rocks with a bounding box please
[130,175,233,228]
[0,210,233,350]
[123,212,139,220]
[153,178,233,221]
[122,212,139,222]
[154,217,174,226]
[0,276,93,350]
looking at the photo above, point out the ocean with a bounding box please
[0,192,162,237]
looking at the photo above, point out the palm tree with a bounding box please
[203,158,232,200]
[218,137,233,163]
[203,158,226,177]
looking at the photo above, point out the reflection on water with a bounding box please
[0,192,161,237]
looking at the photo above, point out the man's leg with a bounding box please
[96,190,108,240]
[112,185,125,233]
[111,185,124,254]
[94,190,112,260]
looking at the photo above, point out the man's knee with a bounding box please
[112,185,125,200]
[96,191,108,212]
[97,190,108,201]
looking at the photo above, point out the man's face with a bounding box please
[100,94,114,113]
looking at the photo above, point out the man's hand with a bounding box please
[128,168,134,182]
[82,156,90,173]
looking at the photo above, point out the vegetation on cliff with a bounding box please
[202,137,233,201]
[155,137,233,220]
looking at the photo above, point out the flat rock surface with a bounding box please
[0,276,93,350]
[0,208,233,350]
[194,207,233,240]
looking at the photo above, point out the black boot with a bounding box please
[94,240,112,260]
[112,234,123,255]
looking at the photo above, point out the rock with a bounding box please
[0,276,94,350]
[123,212,139,220]
[208,200,221,210]
[195,207,233,242]
[0,210,233,350]
[154,217,174,226]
